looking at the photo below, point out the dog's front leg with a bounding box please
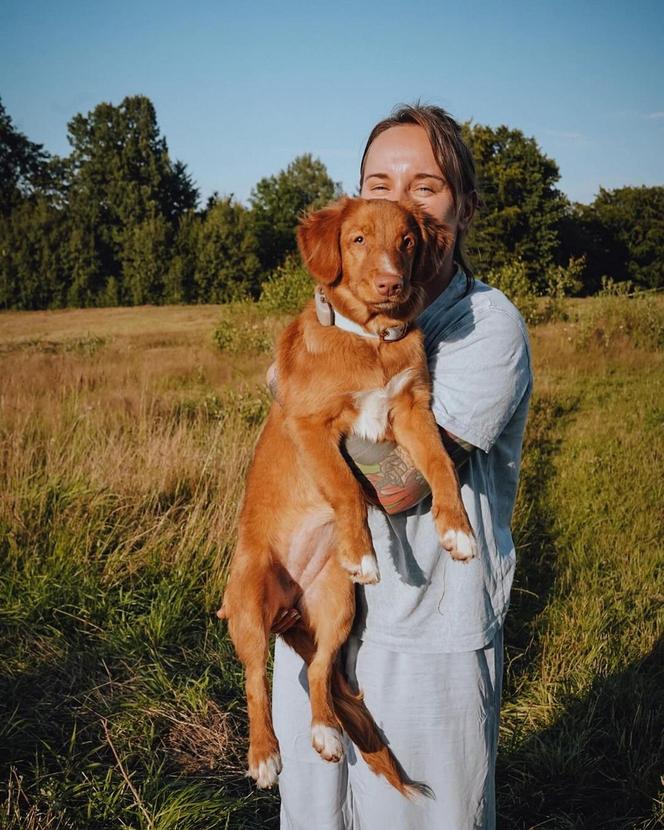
[284,415,380,584]
[390,393,477,561]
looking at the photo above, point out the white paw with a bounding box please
[341,552,381,584]
[359,553,380,582]
[248,752,282,788]
[311,723,344,762]
[442,529,477,561]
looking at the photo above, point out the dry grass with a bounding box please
[0,297,662,829]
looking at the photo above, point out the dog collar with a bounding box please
[314,288,408,342]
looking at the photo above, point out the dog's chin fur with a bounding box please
[328,282,426,332]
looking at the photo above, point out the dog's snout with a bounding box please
[374,273,404,297]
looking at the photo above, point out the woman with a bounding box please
[271,104,532,829]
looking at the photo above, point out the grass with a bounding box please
[0,296,662,829]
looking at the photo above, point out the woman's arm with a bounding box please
[343,430,474,516]
[267,360,473,516]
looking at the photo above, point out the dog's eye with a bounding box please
[403,235,415,249]
[354,235,365,245]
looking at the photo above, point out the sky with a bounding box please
[1,0,663,207]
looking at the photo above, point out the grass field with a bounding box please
[0,296,662,829]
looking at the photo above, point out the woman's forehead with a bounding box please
[363,125,443,178]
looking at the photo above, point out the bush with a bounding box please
[212,302,275,354]
[484,260,539,324]
[576,294,664,352]
[258,254,313,314]
[485,257,585,326]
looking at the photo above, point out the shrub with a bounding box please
[485,257,585,326]
[576,294,664,352]
[258,254,313,315]
[484,259,539,325]
[212,302,274,354]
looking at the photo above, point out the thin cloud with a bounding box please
[646,112,664,121]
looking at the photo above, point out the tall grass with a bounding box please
[0,298,662,828]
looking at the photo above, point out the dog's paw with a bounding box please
[341,553,381,584]
[248,752,282,788]
[311,723,344,762]
[441,529,477,561]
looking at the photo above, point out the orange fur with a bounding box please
[219,198,474,796]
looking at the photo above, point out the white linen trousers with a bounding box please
[273,627,503,830]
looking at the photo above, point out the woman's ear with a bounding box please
[296,197,350,285]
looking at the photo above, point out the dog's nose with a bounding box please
[374,273,403,297]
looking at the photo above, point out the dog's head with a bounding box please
[296,197,452,324]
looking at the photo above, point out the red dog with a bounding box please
[219,197,476,795]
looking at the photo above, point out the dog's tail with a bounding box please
[330,667,432,800]
[282,627,431,800]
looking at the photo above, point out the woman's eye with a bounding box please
[416,186,433,193]
[354,235,365,244]
[371,185,388,191]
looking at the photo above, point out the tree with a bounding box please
[0,98,51,215]
[568,187,664,291]
[250,154,342,271]
[164,211,201,304]
[0,196,69,309]
[463,124,568,286]
[65,95,198,304]
[195,195,261,302]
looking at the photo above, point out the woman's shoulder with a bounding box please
[420,272,530,351]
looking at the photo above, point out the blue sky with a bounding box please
[2,0,662,206]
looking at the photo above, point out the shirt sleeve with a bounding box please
[426,303,532,453]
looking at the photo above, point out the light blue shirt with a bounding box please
[354,270,533,653]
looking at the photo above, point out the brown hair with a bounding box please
[359,103,478,282]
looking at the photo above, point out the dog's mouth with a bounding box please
[369,285,413,312]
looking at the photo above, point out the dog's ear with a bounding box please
[297,197,351,285]
[404,200,454,284]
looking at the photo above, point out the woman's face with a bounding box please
[360,124,469,283]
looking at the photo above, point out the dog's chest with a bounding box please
[350,368,414,442]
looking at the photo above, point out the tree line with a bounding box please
[1,94,662,310]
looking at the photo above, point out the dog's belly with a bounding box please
[282,507,336,593]
[350,368,414,442]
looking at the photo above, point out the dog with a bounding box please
[218,196,476,796]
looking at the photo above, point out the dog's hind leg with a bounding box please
[225,557,296,788]
[296,558,356,763]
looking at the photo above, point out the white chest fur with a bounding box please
[351,368,415,442]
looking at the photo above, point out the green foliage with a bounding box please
[485,257,584,325]
[1,95,662,313]
[576,294,664,352]
[597,275,634,297]
[64,95,198,305]
[250,153,342,272]
[121,215,172,306]
[0,197,71,310]
[164,211,200,304]
[212,303,275,354]
[0,98,51,215]
[485,259,539,324]
[561,186,664,292]
[258,253,313,314]
[195,196,261,303]
[464,123,568,282]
